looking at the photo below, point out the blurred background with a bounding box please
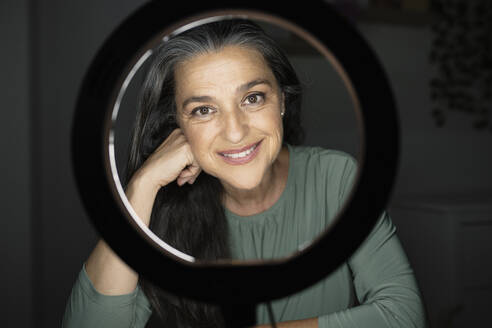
[2,0,491,327]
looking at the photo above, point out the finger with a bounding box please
[177,175,193,186]
[178,165,201,184]
[176,176,186,186]
[178,172,200,185]
[186,164,201,176]
[180,157,201,174]
[178,167,195,178]
[179,166,196,177]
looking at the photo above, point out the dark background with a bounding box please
[2,0,491,327]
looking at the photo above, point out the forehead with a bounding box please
[174,45,277,96]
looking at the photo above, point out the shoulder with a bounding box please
[287,144,358,201]
[289,144,358,172]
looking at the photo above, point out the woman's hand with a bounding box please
[124,128,201,226]
[135,128,202,189]
[84,130,200,296]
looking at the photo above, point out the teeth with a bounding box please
[223,144,257,159]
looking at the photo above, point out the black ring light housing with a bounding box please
[72,0,399,305]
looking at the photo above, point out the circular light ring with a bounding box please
[72,0,399,304]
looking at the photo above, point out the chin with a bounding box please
[218,171,265,191]
[230,177,263,190]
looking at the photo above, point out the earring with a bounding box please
[281,111,285,117]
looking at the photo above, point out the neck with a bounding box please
[222,145,289,216]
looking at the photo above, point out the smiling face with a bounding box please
[175,45,285,191]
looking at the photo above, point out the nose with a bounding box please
[221,106,248,144]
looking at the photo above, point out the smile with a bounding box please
[218,140,262,165]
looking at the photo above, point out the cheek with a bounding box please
[183,125,218,167]
[252,109,283,138]
[249,111,283,160]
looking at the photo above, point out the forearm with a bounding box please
[85,239,139,295]
[339,212,427,328]
[85,172,159,295]
[254,317,318,328]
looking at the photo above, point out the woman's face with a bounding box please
[175,45,285,190]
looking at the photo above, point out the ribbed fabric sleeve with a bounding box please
[61,264,152,328]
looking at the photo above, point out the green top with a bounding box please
[62,144,426,327]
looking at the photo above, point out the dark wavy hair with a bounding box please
[124,18,304,327]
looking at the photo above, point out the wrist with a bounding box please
[127,167,161,196]
[124,170,160,226]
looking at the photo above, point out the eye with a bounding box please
[243,92,265,106]
[191,106,215,117]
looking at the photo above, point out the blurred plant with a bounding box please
[430,0,492,132]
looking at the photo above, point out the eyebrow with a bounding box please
[181,79,273,109]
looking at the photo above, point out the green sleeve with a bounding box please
[62,264,152,328]
[319,156,427,328]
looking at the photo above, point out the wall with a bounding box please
[1,1,31,327]
[293,22,492,201]
[357,22,492,200]
[30,1,147,327]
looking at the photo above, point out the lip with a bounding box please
[217,139,263,165]
[218,140,262,155]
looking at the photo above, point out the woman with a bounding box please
[63,19,426,328]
